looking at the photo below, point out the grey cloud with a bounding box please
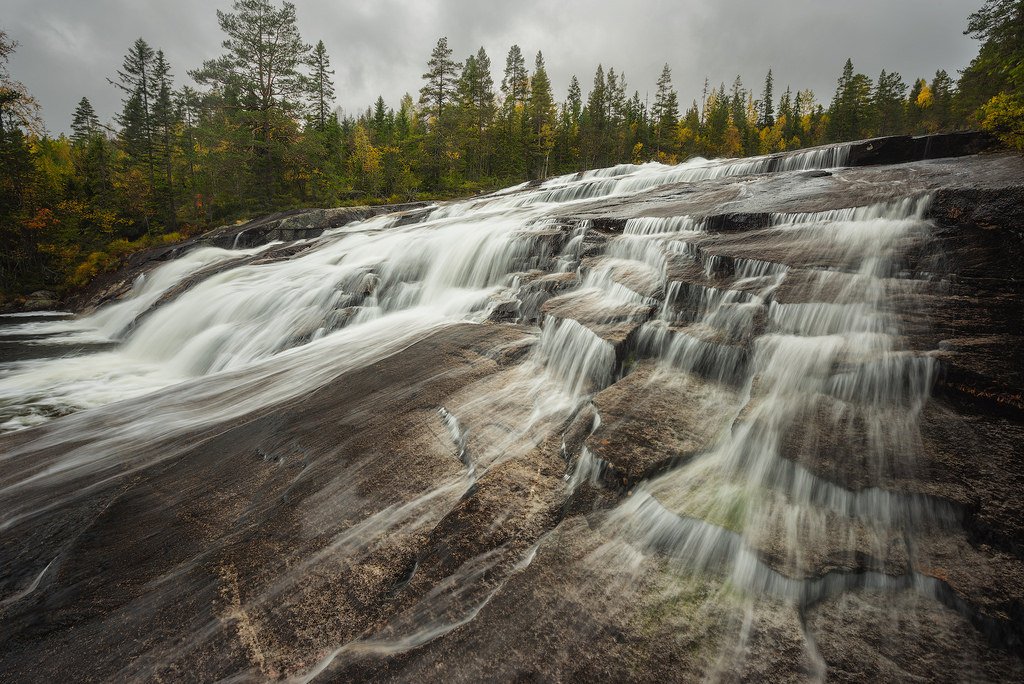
[4,0,979,134]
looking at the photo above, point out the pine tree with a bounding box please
[417,37,459,186]
[192,0,312,207]
[310,40,335,131]
[419,36,458,125]
[500,45,529,113]
[71,97,100,144]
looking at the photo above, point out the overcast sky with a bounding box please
[5,0,980,134]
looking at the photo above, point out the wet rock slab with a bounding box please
[587,361,740,486]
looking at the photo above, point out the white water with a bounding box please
[609,195,944,601]
[1,143,967,679]
[0,146,854,436]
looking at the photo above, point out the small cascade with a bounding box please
[623,215,701,235]
[537,317,616,396]
[607,191,946,623]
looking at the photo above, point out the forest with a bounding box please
[0,0,1022,301]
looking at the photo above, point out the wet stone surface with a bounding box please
[0,137,1022,681]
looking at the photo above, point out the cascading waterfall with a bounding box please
[2,140,994,681]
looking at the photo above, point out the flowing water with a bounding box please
[1,143,989,679]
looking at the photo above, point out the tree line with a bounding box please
[1,0,1022,300]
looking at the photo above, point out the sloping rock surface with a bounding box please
[1,136,1022,682]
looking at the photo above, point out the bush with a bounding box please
[979,93,1024,151]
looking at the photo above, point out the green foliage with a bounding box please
[2,0,1022,302]
[959,0,1024,138]
[979,93,1024,150]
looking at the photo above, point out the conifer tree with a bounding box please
[555,75,583,172]
[958,0,1024,114]
[777,87,792,129]
[310,40,335,131]
[872,69,907,135]
[191,0,312,207]
[113,38,156,184]
[828,58,873,141]
[566,75,583,123]
[759,69,775,127]
[496,44,529,178]
[150,50,178,229]
[500,45,529,113]
[371,96,392,143]
[418,37,459,185]
[456,48,495,178]
[0,30,42,136]
[582,64,608,166]
[468,47,496,134]
[928,69,955,131]
[419,36,458,125]
[652,64,679,154]
[527,51,556,178]
[71,97,100,144]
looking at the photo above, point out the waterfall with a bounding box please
[2,141,1000,681]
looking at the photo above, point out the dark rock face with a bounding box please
[845,131,996,167]
[203,203,432,249]
[1,137,1022,682]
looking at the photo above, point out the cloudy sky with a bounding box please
[5,0,980,134]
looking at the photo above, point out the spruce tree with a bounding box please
[150,50,177,229]
[566,76,583,124]
[310,40,336,131]
[71,97,100,144]
[556,75,583,172]
[371,96,391,143]
[112,38,156,185]
[496,45,528,178]
[872,69,907,135]
[653,64,679,154]
[929,69,954,130]
[527,51,556,178]
[759,69,775,127]
[582,64,610,167]
[456,48,495,178]
[828,58,872,141]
